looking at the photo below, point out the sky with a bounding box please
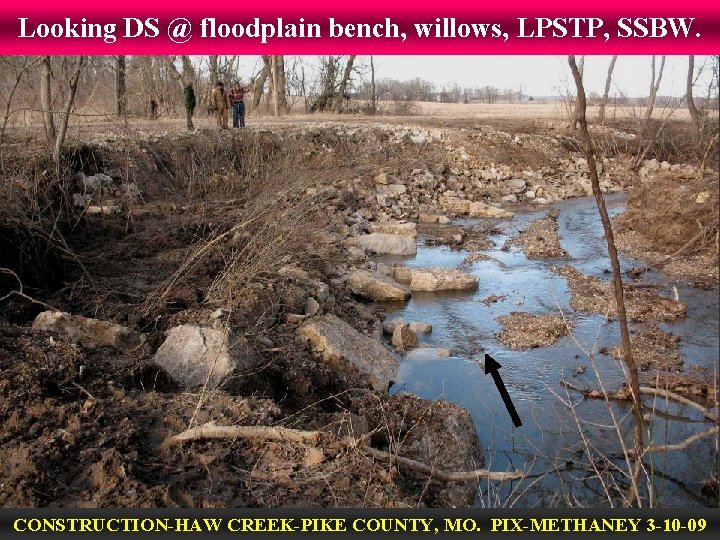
[233,55,716,99]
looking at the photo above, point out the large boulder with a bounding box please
[368,221,417,237]
[153,325,240,389]
[347,270,410,302]
[440,196,513,219]
[352,233,417,255]
[298,314,398,391]
[394,267,479,291]
[32,311,145,351]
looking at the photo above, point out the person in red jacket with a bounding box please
[227,81,248,128]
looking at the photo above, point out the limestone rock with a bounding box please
[382,318,432,335]
[440,196,513,219]
[405,348,452,360]
[394,267,478,291]
[347,270,410,302]
[368,221,417,237]
[298,314,398,391]
[32,311,145,351]
[352,233,417,255]
[153,325,240,389]
[304,297,321,317]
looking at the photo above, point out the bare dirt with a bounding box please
[615,173,719,284]
[1,115,716,508]
[496,312,572,349]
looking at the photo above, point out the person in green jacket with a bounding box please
[184,80,196,131]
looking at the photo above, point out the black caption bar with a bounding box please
[0,509,717,539]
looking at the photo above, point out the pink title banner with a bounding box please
[0,1,717,54]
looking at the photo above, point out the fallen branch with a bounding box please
[0,267,60,311]
[638,426,719,455]
[362,445,525,482]
[560,379,717,422]
[162,421,525,483]
[161,421,322,448]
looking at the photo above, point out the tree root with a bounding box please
[162,420,525,483]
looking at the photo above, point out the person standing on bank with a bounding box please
[228,81,247,128]
[211,81,229,129]
[183,80,196,131]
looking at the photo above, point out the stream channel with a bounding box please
[376,194,718,507]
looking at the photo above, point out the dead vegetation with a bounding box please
[504,210,569,259]
[497,312,572,349]
[552,266,687,322]
[606,325,682,372]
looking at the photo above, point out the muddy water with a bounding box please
[379,194,719,507]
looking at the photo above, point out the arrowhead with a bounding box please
[484,353,502,374]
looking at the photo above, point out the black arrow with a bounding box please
[484,353,522,428]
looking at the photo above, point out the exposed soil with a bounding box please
[504,210,569,259]
[1,116,716,508]
[615,173,719,283]
[607,325,682,372]
[552,266,687,322]
[496,312,572,349]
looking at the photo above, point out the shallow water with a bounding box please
[379,194,719,507]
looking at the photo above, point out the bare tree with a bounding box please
[115,56,126,117]
[334,55,356,112]
[569,55,585,130]
[0,57,41,152]
[40,56,56,147]
[271,56,280,117]
[568,55,645,507]
[370,56,377,114]
[252,58,270,113]
[597,55,617,124]
[686,55,701,144]
[644,55,665,121]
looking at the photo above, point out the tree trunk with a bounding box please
[40,56,56,148]
[162,56,186,92]
[115,56,126,117]
[370,55,377,114]
[208,55,219,113]
[597,55,617,124]
[276,56,288,114]
[271,56,280,117]
[251,60,270,113]
[568,55,645,507]
[570,55,585,130]
[181,56,195,81]
[686,55,701,145]
[644,55,666,121]
[334,55,356,112]
[52,56,84,169]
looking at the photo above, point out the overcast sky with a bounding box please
[371,56,715,98]
[233,55,716,98]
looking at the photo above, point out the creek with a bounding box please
[379,194,718,507]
